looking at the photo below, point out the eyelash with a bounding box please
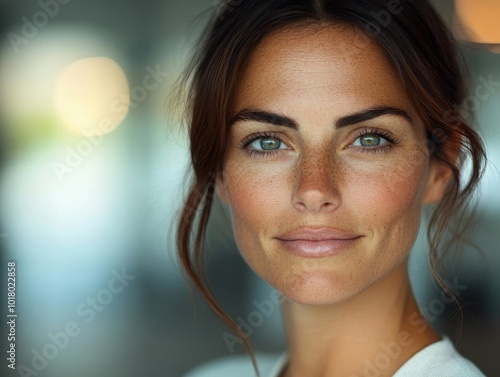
[238,128,398,158]
[239,131,286,158]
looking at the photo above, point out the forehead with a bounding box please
[233,24,413,116]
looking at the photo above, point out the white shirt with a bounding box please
[184,336,486,377]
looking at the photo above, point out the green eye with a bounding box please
[240,131,290,158]
[353,134,388,147]
[250,137,281,151]
[259,138,281,150]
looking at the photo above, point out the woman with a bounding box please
[175,0,487,376]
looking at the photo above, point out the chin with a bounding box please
[272,270,360,306]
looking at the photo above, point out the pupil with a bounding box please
[261,138,280,150]
[361,135,380,147]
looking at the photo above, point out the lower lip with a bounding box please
[277,238,361,258]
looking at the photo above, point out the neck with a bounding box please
[280,260,440,377]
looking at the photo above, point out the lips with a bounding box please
[276,227,362,257]
[277,227,361,241]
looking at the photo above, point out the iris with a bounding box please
[261,138,281,150]
[359,134,381,147]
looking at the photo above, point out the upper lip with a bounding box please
[277,227,361,241]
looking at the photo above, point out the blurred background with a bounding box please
[0,0,498,376]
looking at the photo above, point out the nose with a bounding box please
[291,148,341,213]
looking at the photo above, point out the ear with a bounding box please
[215,171,229,205]
[422,158,453,204]
[422,132,461,204]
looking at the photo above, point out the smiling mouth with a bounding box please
[276,236,363,258]
[275,227,363,257]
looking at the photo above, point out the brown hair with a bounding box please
[173,1,486,375]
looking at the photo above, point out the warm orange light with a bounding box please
[454,0,500,44]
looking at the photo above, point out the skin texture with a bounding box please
[216,24,452,377]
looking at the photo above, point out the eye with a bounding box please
[352,134,389,147]
[239,131,290,158]
[249,137,283,151]
[349,128,398,155]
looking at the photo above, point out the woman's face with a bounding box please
[216,25,449,305]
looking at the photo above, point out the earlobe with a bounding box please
[422,159,453,204]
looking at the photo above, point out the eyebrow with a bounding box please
[229,105,413,130]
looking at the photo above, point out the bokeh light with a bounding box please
[0,24,129,144]
[54,57,130,136]
[454,0,500,51]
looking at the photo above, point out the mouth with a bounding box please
[276,227,362,258]
[276,238,362,257]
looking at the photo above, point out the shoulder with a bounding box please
[393,336,486,377]
[183,352,286,377]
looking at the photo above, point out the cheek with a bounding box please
[222,161,285,265]
[342,152,429,269]
[224,162,284,219]
[344,151,429,224]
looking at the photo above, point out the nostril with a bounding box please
[291,188,341,213]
